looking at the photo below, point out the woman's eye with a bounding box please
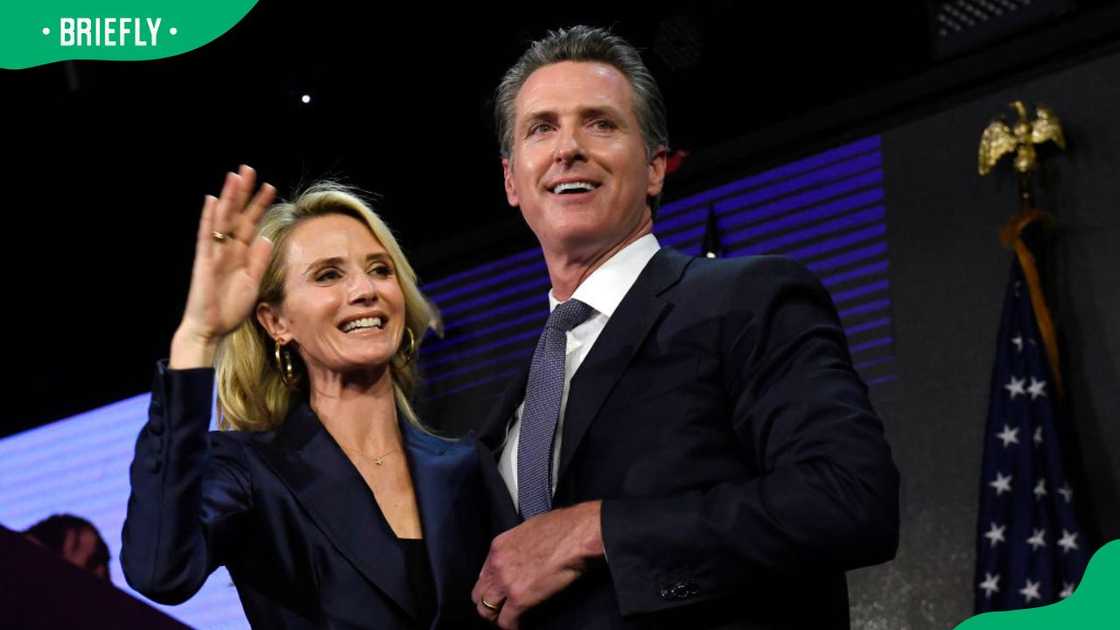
[316,269,341,282]
[370,264,393,277]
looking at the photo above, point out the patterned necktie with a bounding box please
[517,298,594,518]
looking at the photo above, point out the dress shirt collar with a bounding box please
[547,233,661,318]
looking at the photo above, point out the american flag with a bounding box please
[974,257,1089,612]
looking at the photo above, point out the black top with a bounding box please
[399,537,436,629]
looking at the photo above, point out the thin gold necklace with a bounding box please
[341,446,401,466]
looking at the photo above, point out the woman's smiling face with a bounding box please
[259,213,405,381]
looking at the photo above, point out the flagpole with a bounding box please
[978,100,1068,398]
[971,100,1088,616]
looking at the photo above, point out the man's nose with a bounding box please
[553,126,586,165]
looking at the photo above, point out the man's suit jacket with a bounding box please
[480,249,900,630]
[122,364,495,629]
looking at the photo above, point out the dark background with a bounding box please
[3,2,1120,627]
[7,0,1116,436]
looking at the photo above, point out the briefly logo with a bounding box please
[0,1,259,70]
[47,18,173,48]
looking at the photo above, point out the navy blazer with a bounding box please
[122,364,494,629]
[480,250,900,629]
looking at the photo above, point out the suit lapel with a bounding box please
[556,249,692,484]
[253,403,417,622]
[470,380,523,528]
[477,365,529,454]
[404,424,479,626]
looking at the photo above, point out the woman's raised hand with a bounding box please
[171,165,276,369]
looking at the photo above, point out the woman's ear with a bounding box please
[256,302,289,343]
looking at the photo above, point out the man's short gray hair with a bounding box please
[494,25,669,161]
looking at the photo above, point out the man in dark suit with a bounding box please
[471,25,900,629]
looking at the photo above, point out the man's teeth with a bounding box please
[342,317,384,332]
[552,181,597,194]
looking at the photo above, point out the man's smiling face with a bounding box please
[502,61,666,259]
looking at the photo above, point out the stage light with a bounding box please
[926,0,1074,59]
[301,94,311,104]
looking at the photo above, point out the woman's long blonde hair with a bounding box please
[214,182,438,432]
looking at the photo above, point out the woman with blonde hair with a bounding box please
[122,166,499,629]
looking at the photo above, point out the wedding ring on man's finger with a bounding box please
[480,598,502,612]
[211,231,234,243]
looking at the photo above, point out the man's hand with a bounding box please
[472,500,604,629]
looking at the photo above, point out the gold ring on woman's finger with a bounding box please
[211,231,234,243]
[480,598,502,611]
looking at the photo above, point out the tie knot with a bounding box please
[547,299,593,332]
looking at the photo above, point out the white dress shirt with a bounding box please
[498,234,661,510]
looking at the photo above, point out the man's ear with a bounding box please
[256,302,289,343]
[502,157,520,207]
[647,146,668,198]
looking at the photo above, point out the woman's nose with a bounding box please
[348,272,378,303]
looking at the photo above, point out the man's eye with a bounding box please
[592,119,616,130]
[528,122,553,136]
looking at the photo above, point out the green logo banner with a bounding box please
[0,1,258,69]
[955,539,1120,629]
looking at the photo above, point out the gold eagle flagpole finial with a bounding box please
[978,100,1066,209]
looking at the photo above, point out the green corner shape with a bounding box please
[955,539,1120,630]
[1,1,258,70]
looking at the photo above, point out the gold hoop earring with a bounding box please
[399,327,416,364]
[274,341,298,389]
